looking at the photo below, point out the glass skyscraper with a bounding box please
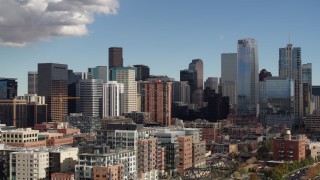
[237,38,259,115]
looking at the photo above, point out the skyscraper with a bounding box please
[279,44,303,127]
[188,59,203,90]
[0,78,17,100]
[180,59,204,108]
[204,77,219,91]
[28,71,38,94]
[109,47,123,70]
[133,64,150,81]
[88,66,108,82]
[237,38,259,115]
[102,81,124,117]
[302,63,312,95]
[79,79,103,117]
[38,63,68,122]
[221,53,237,106]
[110,66,137,113]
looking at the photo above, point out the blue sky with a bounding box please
[0,0,319,95]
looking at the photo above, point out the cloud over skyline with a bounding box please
[0,0,119,47]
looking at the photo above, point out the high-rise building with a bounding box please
[102,81,124,117]
[0,78,17,100]
[221,53,237,107]
[17,94,48,127]
[189,59,203,90]
[237,38,259,115]
[38,63,68,122]
[110,66,137,113]
[88,66,108,82]
[302,63,312,115]
[109,47,123,69]
[259,69,272,81]
[259,77,295,128]
[133,64,150,81]
[172,81,190,104]
[68,70,88,114]
[79,79,103,117]
[204,77,219,91]
[279,44,303,127]
[28,71,38,94]
[0,99,27,127]
[180,59,203,108]
[138,80,172,126]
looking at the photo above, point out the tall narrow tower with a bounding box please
[237,38,259,115]
[279,44,303,127]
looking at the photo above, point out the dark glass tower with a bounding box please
[0,78,17,100]
[38,63,68,122]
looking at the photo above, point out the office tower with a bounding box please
[38,63,68,122]
[172,81,190,104]
[109,47,123,69]
[204,77,219,91]
[259,77,294,128]
[0,78,17,100]
[133,64,150,81]
[279,44,303,127]
[28,71,38,94]
[88,66,108,82]
[180,59,203,108]
[102,81,124,117]
[259,69,272,81]
[110,66,137,113]
[68,70,88,114]
[221,53,237,106]
[237,38,259,115]
[0,99,27,127]
[189,59,203,89]
[204,89,230,122]
[79,79,103,117]
[138,80,172,126]
[302,63,312,115]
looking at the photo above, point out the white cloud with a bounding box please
[0,0,119,47]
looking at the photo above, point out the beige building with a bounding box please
[1,128,38,144]
[49,147,79,174]
[10,151,49,179]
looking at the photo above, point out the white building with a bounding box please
[103,81,124,117]
[10,151,49,179]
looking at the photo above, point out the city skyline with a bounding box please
[0,0,319,95]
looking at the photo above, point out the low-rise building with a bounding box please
[75,149,136,179]
[51,172,75,180]
[273,129,306,161]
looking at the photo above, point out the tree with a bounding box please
[257,141,272,160]
[249,173,259,180]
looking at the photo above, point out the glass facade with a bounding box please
[259,78,294,128]
[237,38,259,115]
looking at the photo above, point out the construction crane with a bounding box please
[51,94,79,123]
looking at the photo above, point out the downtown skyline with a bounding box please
[0,0,319,95]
